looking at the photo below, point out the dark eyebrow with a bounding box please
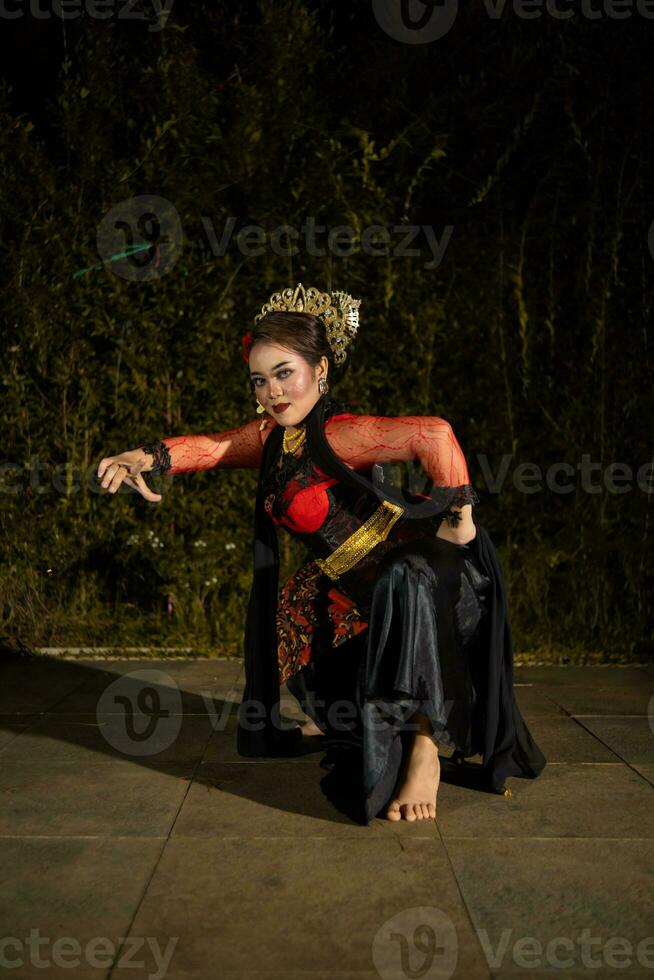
[249,360,293,378]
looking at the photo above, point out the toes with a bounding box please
[387,800,438,822]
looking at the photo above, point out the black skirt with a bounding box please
[286,530,507,824]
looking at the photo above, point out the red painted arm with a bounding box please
[156,418,278,474]
[323,413,473,490]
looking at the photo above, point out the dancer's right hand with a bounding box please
[96,449,163,503]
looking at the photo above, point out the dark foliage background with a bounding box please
[1,0,652,661]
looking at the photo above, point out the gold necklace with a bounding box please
[282,424,306,455]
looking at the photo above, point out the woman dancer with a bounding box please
[97,283,546,824]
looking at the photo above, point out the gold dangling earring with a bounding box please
[255,400,268,431]
[319,377,329,395]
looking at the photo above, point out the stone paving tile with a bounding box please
[71,656,242,671]
[547,688,653,716]
[74,658,247,697]
[573,716,654,764]
[0,713,43,750]
[511,715,619,762]
[444,838,654,977]
[187,974,384,980]
[187,965,392,980]
[123,837,492,978]
[0,837,165,980]
[436,762,654,839]
[200,974,385,980]
[490,974,653,979]
[0,658,246,718]
[0,759,195,837]
[511,684,568,717]
[177,760,399,837]
[630,763,654,788]
[0,713,219,765]
[514,666,654,687]
[513,667,654,718]
[525,679,654,718]
[2,661,652,979]
[45,666,243,716]
[0,660,89,713]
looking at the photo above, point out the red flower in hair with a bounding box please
[242,329,253,364]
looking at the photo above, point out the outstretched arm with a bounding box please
[323,413,478,543]
[141,417,278,475]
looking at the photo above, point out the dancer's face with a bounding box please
[249,342,329,429]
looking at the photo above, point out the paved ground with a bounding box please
[1,656,653,980]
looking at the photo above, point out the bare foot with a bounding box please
[301,719,325,737]
[385,731,440,822]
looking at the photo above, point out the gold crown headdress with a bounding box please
[247,283,361,366]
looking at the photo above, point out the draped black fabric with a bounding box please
[287,535,497,823]
[236,391,546,810]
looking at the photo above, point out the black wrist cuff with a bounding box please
[141,440,172,475]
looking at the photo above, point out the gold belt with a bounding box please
[314,499,405,581]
